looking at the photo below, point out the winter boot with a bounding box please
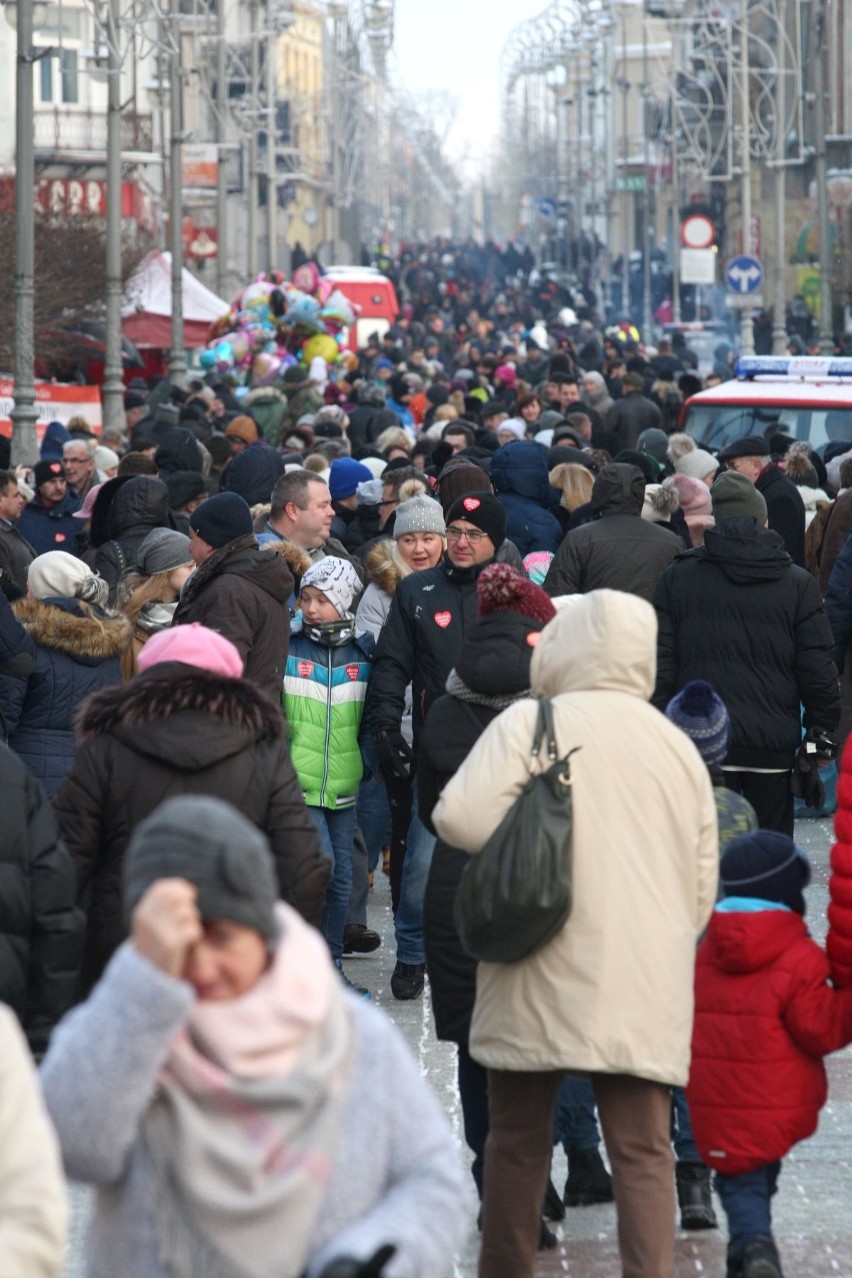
[564,1145,614,1206]
[740,1236,783,1278]
[390,960,426,1000]
[542,1175,566,1222]
[726,1242,744,1278]
[676,1159,718,1230]
[538,1218,558,1250]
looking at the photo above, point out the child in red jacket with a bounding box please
[687,831,852,1278]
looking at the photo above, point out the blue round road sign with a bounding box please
[725,255,764,294]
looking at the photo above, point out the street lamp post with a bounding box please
[265,3,277,270]
[101,0,125,434]
[739,0,755,355]
[169,0,185,383]
[10,0,39,466]
[247,0,259,277]
[215,0,228,299]
[811,0,833,353]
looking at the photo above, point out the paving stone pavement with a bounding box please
[63,814,852,1277]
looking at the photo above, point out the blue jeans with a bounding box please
[394,790,436,965]
[671,1086,700,1162]
[553,1075,601,1150]
[715,1160,781,1249]
[309,805,357,963]
[356,776,391,873]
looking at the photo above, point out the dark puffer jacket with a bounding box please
[654,519,839,768]
[490,441,564,556]
[172,532,294,703]
[419,611,539,1044]
[0,597,129,797]
[0,743,83,1056]
[367,554,496,751]
[543,463,682,601]
[94,476,172,595]
[53,663,328,994]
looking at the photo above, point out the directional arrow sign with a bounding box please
[725,255,764,295]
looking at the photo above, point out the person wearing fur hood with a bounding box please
[0,552,129,797]
[54,623,328,996]
[355,490,447,640]
[784,441,831,530]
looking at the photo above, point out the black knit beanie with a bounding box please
[720,831,812,916]
[189,492,254,549]
[445,492,507,550]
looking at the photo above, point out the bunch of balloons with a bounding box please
[200,262,360,387]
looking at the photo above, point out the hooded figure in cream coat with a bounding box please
[433,589,718,1278]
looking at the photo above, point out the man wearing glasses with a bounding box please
[368,492,507,1001]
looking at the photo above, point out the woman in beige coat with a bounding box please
[0,1005,67,1277]
[433,589,719,1278]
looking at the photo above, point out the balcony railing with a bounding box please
[34,108,154,155]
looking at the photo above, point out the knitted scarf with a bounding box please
[143,904,352,1278]
[445,667,530,711]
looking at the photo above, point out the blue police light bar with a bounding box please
[736,356,852,379]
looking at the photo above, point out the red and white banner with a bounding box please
[0,381,102,441]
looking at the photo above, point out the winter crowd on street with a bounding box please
[5,238,852,1278]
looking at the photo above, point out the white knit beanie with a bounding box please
[28,551,95,601]
[675,448,719,482]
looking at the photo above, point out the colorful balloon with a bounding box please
[199,348,217,370]
[251,350,282,386]
[302,333,339,365]
[292,261,321,295]
[214,340,235,372]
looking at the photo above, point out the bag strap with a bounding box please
[531,699,558,763]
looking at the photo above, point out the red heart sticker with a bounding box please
[434,611,452,629]
[526,631,541,647]
[345,664,359,681]
[462,496,481,512]
[55,533,66,542]
[297,660,314,678]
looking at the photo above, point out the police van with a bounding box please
[682,356,852,454]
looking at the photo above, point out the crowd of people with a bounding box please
[4,240,852,1278]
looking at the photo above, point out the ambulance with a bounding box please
[682,356,852,454]
[322,266,400,351]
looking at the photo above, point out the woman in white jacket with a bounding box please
[433,589,719,1278]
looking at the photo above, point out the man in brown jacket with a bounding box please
[173,491,293,703]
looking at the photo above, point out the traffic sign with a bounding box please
[538,198,556,219]
[726,255,764,294]
[681,214,715,249]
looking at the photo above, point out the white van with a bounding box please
[682,357,852,454]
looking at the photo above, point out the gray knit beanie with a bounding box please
[123,796,279,944]
[393,495,446,540]
[137,528,193,577]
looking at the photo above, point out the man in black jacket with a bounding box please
[653,472,839,832]
[0,742,82,1057]
[543,463,682,601]
[367,492,506,1001]
[604,371,663,450]
[718,435,806,567]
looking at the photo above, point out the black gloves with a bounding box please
[315,1245,396,1278]
[373,728,414,781]
[791,727,838,810]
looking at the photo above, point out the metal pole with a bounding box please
[331,11,342,259]
[739,0,755,355]
[102,0,125,434]
[10,0,38,467]
[641,4,652,339]
[265,6,277,270]
[812,0,833,353]
[247,0,259,277]
[771,0,787,355]
[215,0,228,299]
[672,108,681,325]
[169,0,185,383]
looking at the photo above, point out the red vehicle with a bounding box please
[323,267,400,350]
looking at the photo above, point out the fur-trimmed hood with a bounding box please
[13,597,131,662]
[76,663,283,769]
[259,536,312,586]
[364,538,405,596]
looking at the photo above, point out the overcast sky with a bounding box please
[390,0,524,169]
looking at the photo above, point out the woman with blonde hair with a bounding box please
[119,529,196,677]
[375,426,412,462]
[549,461,595,534]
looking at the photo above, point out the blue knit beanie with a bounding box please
[665,680,730,768]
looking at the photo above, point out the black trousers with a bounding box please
[722,770,793,835]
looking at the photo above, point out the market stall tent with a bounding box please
[122,251,228,349]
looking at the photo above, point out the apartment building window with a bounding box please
[36,4,82,105]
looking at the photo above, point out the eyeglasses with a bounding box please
[447,526,487,544]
